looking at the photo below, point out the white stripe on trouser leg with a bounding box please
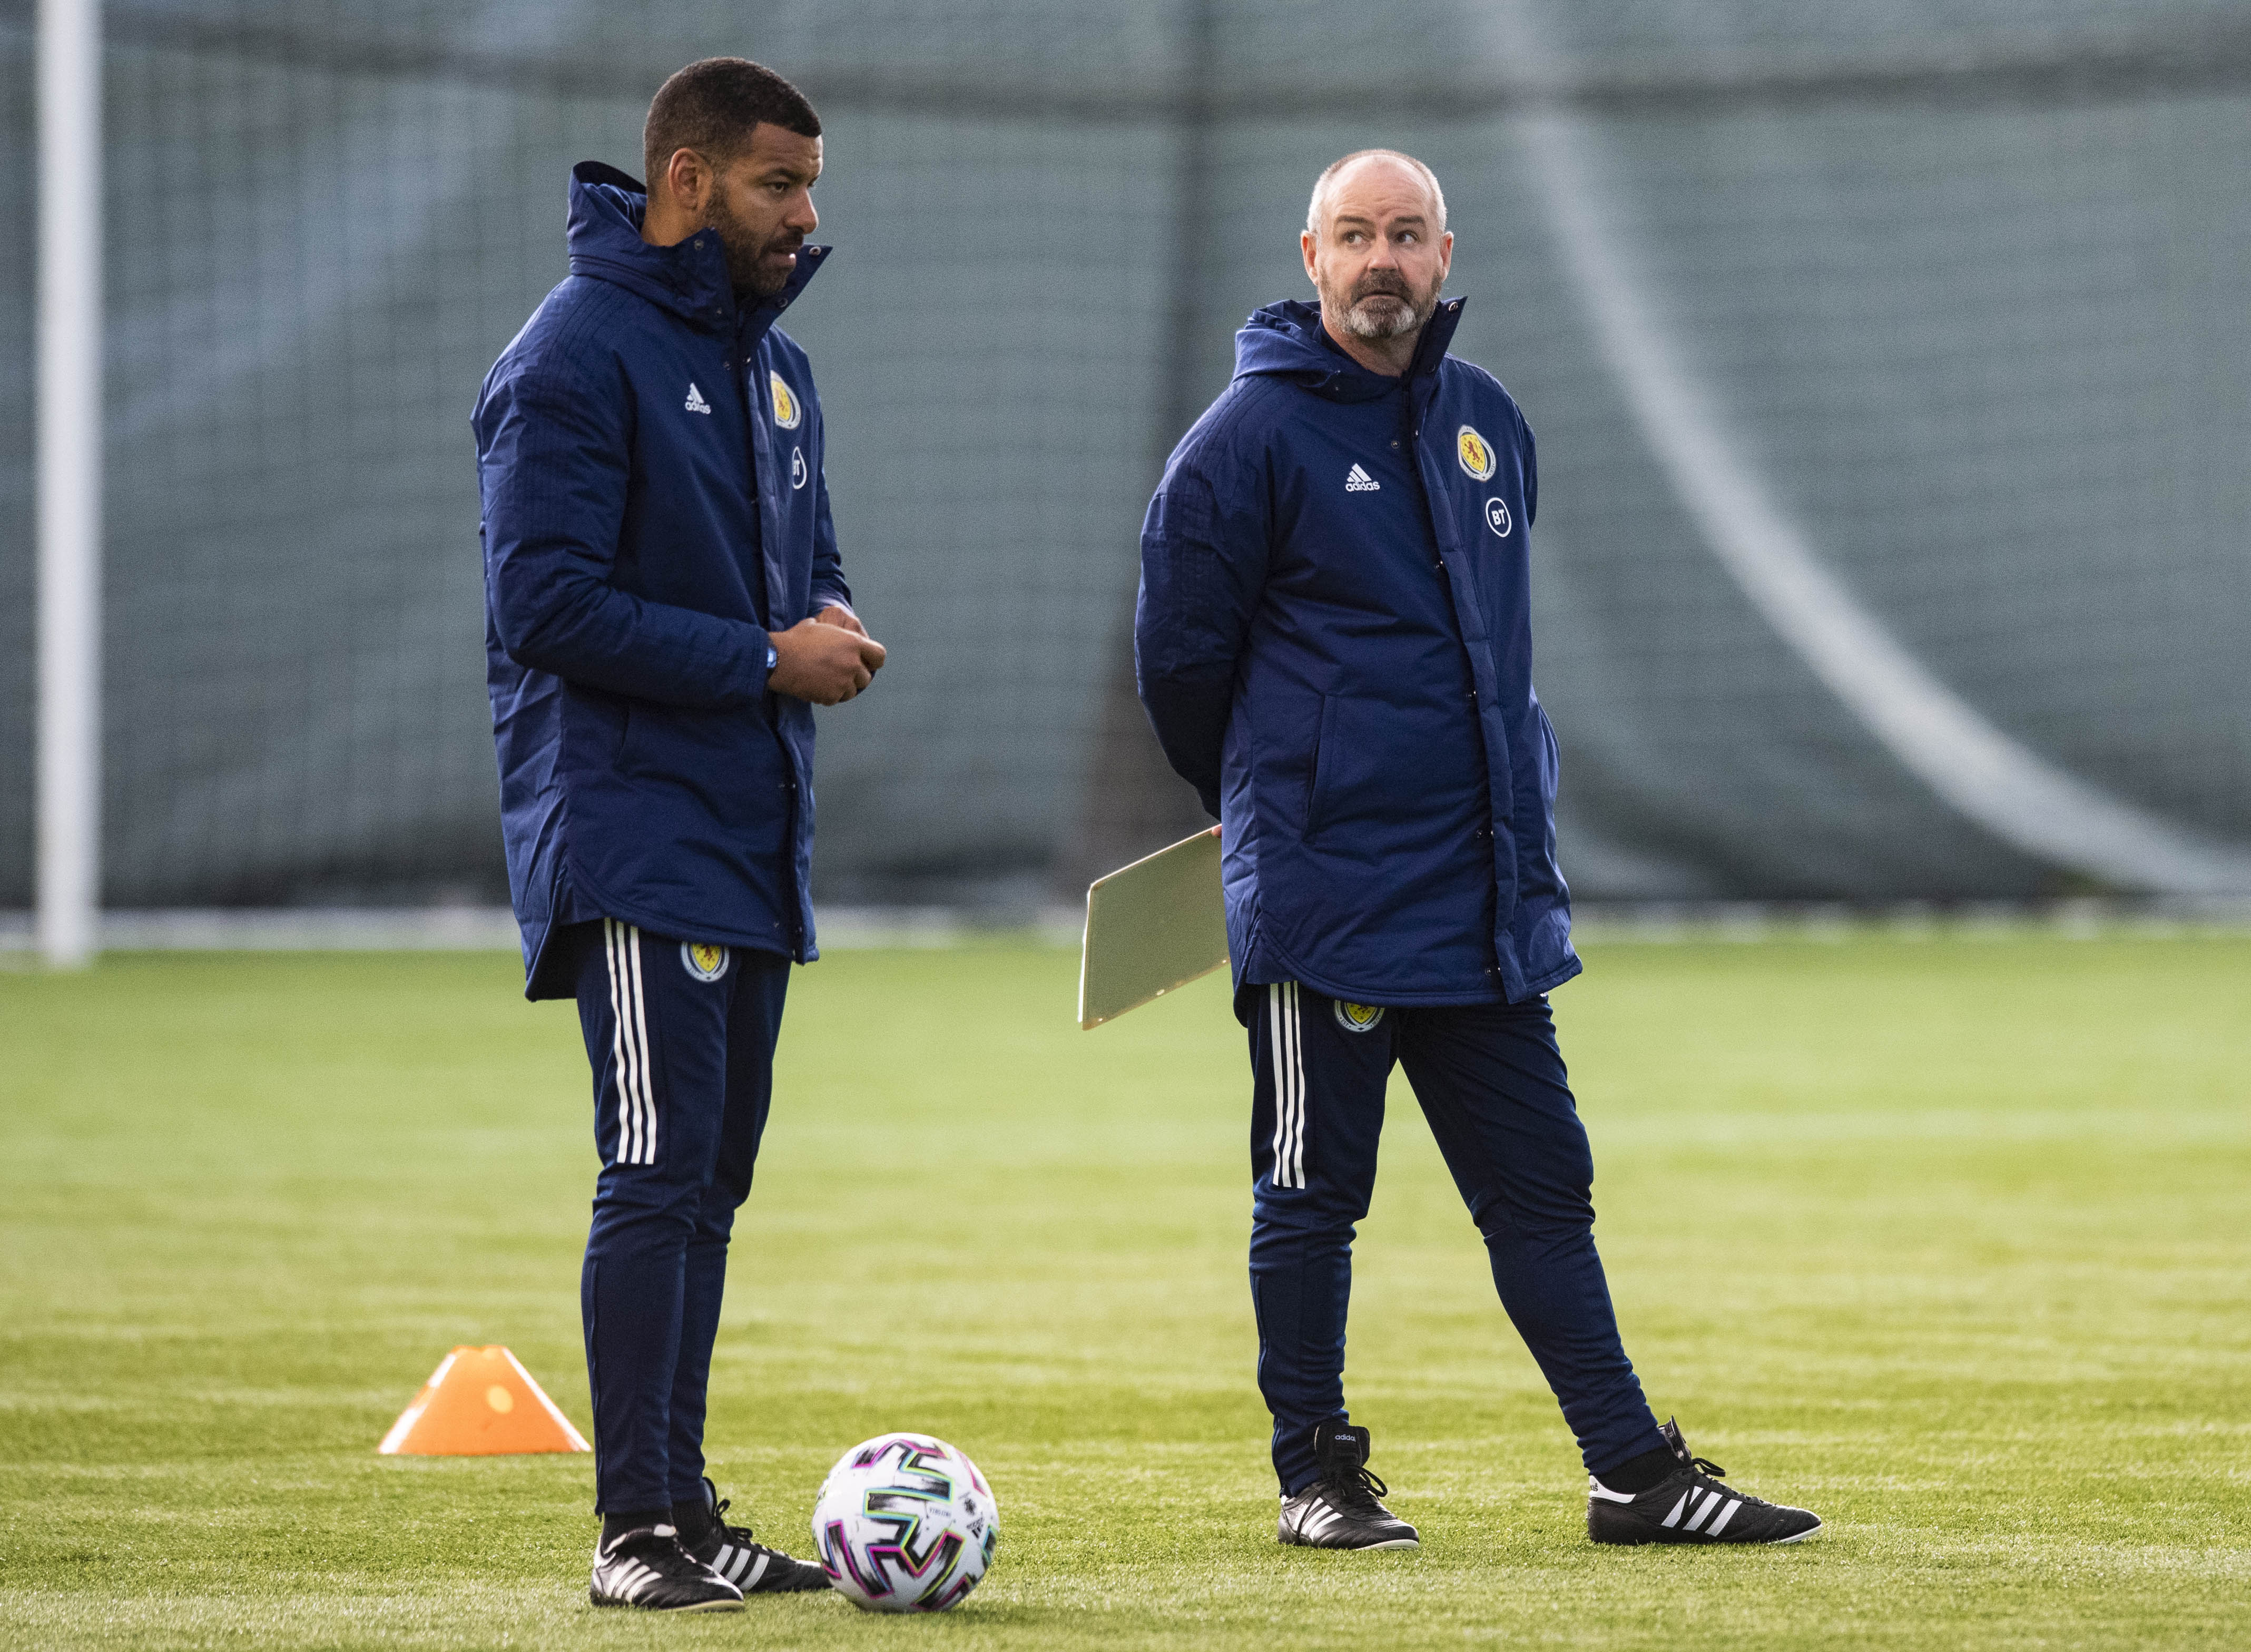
[621,922,644,1164]
[1296,982,1310,1186]
[1285,982,1307,1188]
[624,923,646,1163]
[1279,990,1296,1188]
[1269,982,1307,1190]
[1269,990,1287,1188]
[1267,985,1291,1187]
[604,919,656,1166]
[1274,983,1292,1188]
[604,920,637,1165]
[625,925,655,1164]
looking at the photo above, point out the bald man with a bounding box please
[1135,151,1820,1551]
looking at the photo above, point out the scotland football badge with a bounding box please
[769,371,802,429]
[1456,425,1496,481]
[681,941,731,983]
[1333,1000,1385,1034]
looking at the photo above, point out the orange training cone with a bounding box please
[378,1345,591,1456]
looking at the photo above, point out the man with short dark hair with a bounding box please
[475,57,883,1611]
[1136,150,1821,1553]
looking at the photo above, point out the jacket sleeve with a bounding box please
[808,449,854,617]
[1134,450,1270,820]
[478,355,772,708]
[1520,409,1539,527]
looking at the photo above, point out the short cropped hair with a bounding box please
[1305,149,1448,237]
[643,58,821,188]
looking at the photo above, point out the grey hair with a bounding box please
[1305,149,1448,238]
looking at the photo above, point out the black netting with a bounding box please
[2,1,2246,907]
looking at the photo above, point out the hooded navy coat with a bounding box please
[1136,298,1579,1007]
[475,162,850,998]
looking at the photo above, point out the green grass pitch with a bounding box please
[3,935,2248,1649]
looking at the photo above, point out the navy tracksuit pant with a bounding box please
[568,918,789,1515]
[1246,980,1666,1494]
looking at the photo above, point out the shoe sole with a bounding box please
[1589,1517,1823,1548]
[591,1595,746,1612]
[1280,1536,1422,1551]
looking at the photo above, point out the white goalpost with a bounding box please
[37,0,103,968]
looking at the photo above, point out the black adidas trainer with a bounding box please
[588,1522,743,1611]
[673,1477,831,1594]
[1587,1419,1822,1546]
[1277,1420,1421,1551]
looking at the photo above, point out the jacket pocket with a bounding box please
[1301,693,1486,850]
[1305,693,1334,842]
[619,703,779,821]
[559,684,631,790]
[1536,702,1562,810]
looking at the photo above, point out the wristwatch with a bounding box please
[766,643,780,672]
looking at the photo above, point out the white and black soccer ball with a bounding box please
[811,1432,998,1612]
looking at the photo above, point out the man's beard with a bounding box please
[1326,270,1440,341]
[707,196,800,298]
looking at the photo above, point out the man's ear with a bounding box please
[1301,228,1319,283]
[661,147,709,213]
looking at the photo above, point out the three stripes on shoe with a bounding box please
[1589,1475,1746,1537]
[708,1539,776,1590]
[594,1549,690,1605]
[1659,1484,1744,1536]
[1292,1502,1349,1542]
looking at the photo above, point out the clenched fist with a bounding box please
[768,612,886,704]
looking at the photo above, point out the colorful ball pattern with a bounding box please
[812,1432,998,1612]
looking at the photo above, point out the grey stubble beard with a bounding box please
[1324,274,1442,343]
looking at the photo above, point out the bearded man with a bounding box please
[1134,150,1821,1552]
[474,58,885,1610]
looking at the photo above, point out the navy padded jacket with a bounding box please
[1135,298,1579,1007]
[475,163,850,998]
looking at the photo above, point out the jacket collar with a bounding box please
[564,161,830,340]
[1232,296,1466,403]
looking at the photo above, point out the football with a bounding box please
[811,1432,999,1611]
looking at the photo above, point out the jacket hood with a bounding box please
[564,161,830,336]
[1232,296,1467,403]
